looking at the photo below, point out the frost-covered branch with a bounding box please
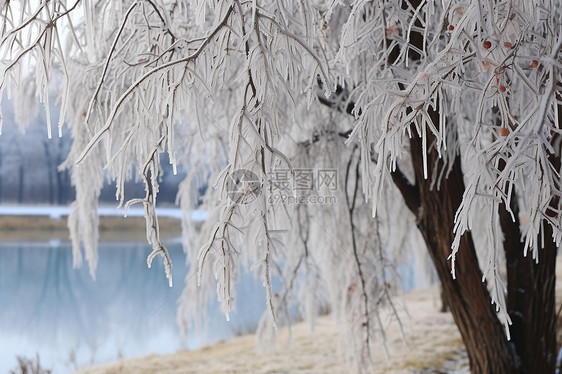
[3,0,562,372]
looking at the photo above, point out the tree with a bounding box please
[0,1,560,373]
[0,105,73,204]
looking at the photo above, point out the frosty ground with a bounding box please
[77,253,562,374]
[77,283,472,373]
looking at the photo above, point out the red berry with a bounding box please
[448,25,454,31]
[499,85,506,93]
[530,60,539,68]
[504,42,512,48]
[499,127,509,137]
[274,293,279,298]
[361,322,367,327]
[483,40,492,49]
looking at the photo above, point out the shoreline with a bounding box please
[0,215,182,242]
[0,204,207,242]
[73,256,562,373]
[3,211,560,373]
[75,285,466,374]
[0,205,189,242]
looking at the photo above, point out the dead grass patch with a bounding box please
[398,341,463,371]
[0,215,182,242]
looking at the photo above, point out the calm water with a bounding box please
[0,240,267,373]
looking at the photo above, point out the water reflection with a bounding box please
[0,241,266,373]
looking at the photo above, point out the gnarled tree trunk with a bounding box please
[395,132,559,373]
[499,138,560,373]
[386,2,558,371]
[393,134,520,373]
[501,197,557,374]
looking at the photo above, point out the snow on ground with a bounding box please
[76,284,467,374]
[0,205,207,222]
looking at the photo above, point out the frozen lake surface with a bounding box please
[0,240,266,373]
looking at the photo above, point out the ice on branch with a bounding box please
[2,0,562,372]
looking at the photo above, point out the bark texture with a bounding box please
[401,134,520,373]
[501,200,557,374]
[499,143,560,374]
[390,2,558,372]
[326,1,559,371]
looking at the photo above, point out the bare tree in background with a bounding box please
[0,109,73,204]
[0,1,561,373]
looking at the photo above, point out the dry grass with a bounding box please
[76,285,465,374]
[0,215,181,242]
[77,257,562,374]
[9,354,51,374]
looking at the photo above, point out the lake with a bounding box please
[0,240,267,373]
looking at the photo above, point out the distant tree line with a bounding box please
[0,104,188,206]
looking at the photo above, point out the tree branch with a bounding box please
[389,165,421,213]
[315,82,421,213]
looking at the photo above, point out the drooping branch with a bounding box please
[344,146,372,363]
[76,5,236,164]
[316,83,357,116]
[314,83,421,214]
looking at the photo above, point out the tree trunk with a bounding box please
[43,140,55,205]
[403,135,520,373]
[0,149,3,202]
[388,2,557,370]
[335,1,558,370]
[501,200,557,374]
[390,122,558,374]
[18,164,24,203]
[388,110,558,374]
[499,140,559,373]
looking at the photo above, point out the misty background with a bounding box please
[0,101,194,206]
